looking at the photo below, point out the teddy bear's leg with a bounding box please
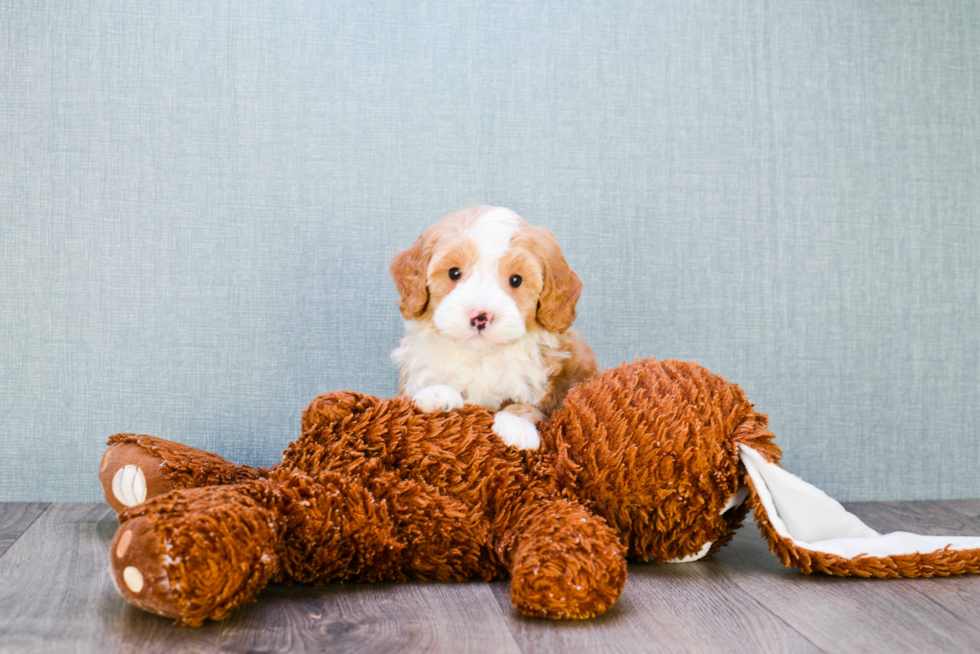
[99,434,263,513]
[109,481,280,626]
[270,468,406,585]
[109,470,406,626]
[277,467,493,584]
[363,472,495,581]
[502,498,627,619]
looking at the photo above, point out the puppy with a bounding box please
[390,205,597,450]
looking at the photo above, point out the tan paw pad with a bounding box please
[109,516,181,619]
[116,529,133,558]
[123,566,144,593]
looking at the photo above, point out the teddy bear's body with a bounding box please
[99,359,980,627]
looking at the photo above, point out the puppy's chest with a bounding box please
[442,352,551,409]
[399,335,557,409]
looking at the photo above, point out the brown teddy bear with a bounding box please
[98,359,980,627]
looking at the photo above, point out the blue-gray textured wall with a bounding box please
[1,1,978,502]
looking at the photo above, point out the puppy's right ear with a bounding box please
[390,234,431,319]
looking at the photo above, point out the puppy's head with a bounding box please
[391,206,582,349]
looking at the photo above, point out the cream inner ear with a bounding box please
[740,445,980,558]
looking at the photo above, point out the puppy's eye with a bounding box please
[448,267,462,281]
[509,274,522,288]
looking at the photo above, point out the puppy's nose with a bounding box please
[470,310,493,331]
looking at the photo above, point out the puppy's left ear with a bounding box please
[390,233,431,319]
[532,227,583,333]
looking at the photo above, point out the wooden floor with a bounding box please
[1,501,980,653]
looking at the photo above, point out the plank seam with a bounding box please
[480,583,529,654]
[705,557,833,654]
[0,502,52,561]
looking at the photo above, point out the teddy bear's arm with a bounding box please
[301,391,381,433]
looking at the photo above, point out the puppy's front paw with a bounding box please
[492,413,541,450]
[412,385,465,413]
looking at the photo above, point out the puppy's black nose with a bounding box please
[470,312,490,330]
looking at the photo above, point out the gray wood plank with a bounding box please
[846,499,980,535]
[0,503,48,558]
[845,500,980,629]
[923,499,980,522]
[5,501,979,654]
[492,558,822,654]
[0,503,522,654]
[708,503,980,654]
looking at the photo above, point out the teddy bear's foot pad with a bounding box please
[109,516,181,619]
[99,442,175,513]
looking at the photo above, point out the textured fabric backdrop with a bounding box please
[1,1,978,502]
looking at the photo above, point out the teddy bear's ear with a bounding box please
[302,392,377,433]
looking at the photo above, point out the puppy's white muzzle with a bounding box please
[433,274,525,347]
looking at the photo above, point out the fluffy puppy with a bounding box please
[390,205,597,450]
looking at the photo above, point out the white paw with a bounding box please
[492,413,541,450]
[412,385,465,413]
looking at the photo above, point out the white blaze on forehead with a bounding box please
[426,206,521,278]
[466,207,521,263]
[457,206,521,301]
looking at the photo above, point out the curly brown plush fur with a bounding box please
[100,358,980,627]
